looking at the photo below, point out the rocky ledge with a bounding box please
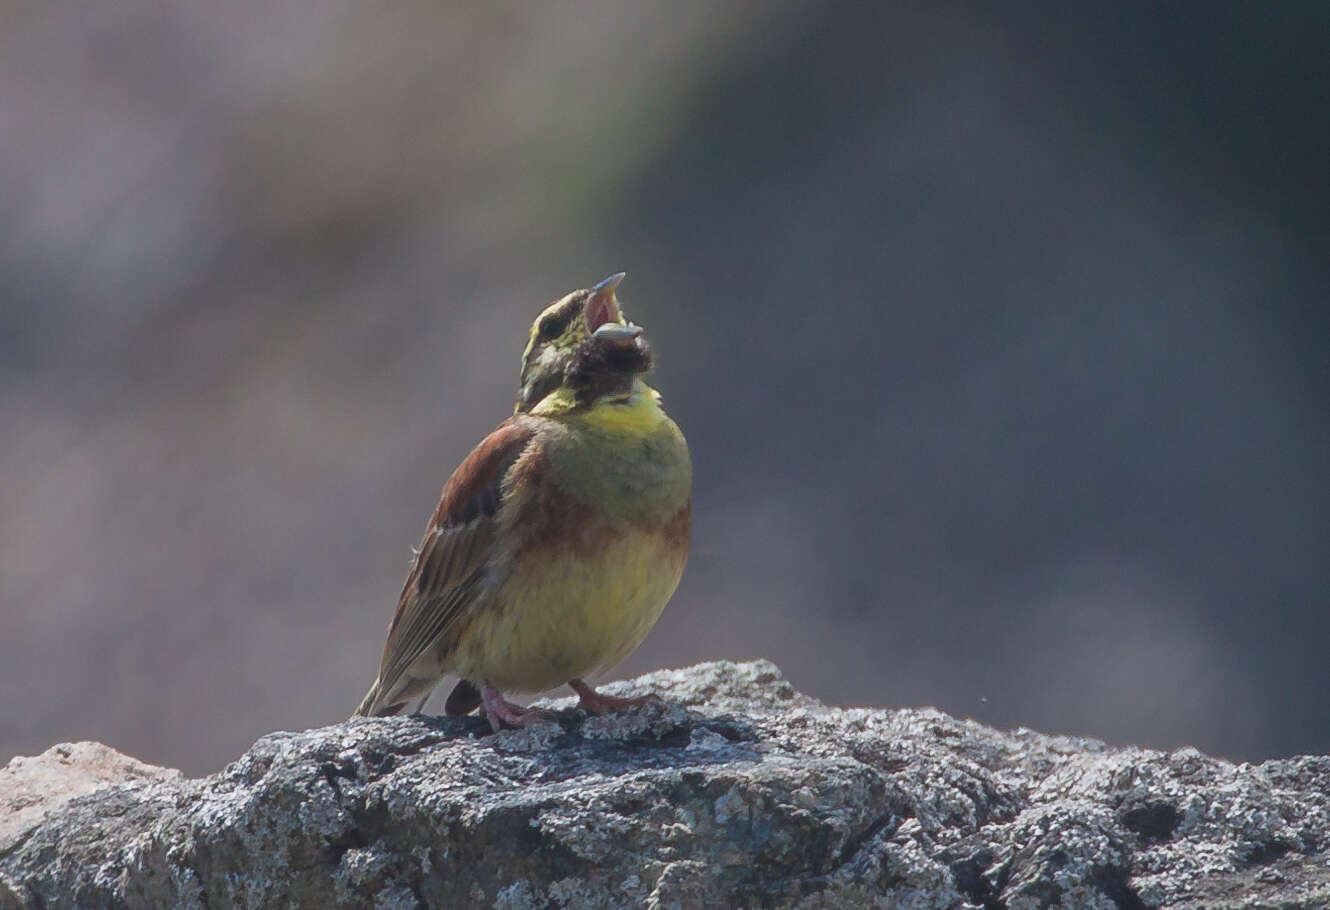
[2,660,1327,909]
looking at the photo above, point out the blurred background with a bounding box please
[2,1,1327,775]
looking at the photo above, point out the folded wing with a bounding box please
[355,418,536,716]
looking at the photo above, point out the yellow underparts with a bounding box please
[575,385,665,434]
[455,381,691,693]
[456,527,686,692]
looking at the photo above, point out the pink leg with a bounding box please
[569,678,659,716]
[480,682,552,732]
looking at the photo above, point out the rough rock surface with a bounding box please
[2,660,1327,909]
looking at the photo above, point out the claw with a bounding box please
[569,678,660,716]
[480,682,554,731]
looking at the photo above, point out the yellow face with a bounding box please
[515,274,645,413]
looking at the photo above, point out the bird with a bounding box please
[354,273,692,729]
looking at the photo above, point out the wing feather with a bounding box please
[362,418,536,714]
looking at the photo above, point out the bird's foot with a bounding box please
[569,678,660,716]
[480,682,553,732]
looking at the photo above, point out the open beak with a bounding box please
[585,272,626,333]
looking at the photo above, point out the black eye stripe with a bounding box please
[536,302,579,341]
[537,315,564,340]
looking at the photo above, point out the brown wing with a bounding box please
[362,417,536,715]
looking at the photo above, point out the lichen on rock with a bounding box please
[2,660,1328,909]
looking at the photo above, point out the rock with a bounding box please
[1,660,1327,909]
[0,741,179,844]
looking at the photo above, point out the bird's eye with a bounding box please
[537,310,570,341]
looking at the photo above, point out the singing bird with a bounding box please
[355,273,691,729]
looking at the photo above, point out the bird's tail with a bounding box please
[353,681,381,718]
[353,681,375,718]
[353,674,433,718]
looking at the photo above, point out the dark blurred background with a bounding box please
[2,1,1327,775]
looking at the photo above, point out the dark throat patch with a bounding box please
[570,336,653,406]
